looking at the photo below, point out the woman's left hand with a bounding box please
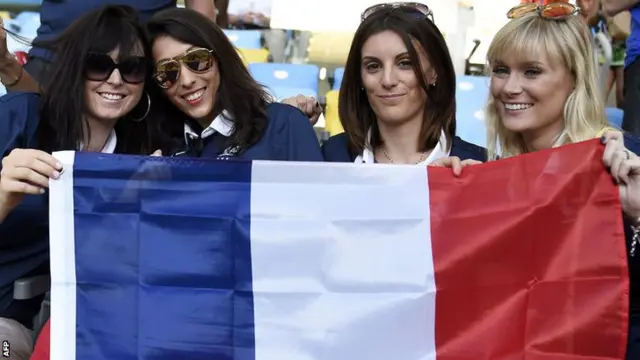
[602,130,640,221]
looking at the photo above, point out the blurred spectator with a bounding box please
[226,0,288,62]
[0,0,216,93]
[602,0,639,134]
[583,0,626,108]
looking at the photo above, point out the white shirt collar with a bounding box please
[78,129,117,154]
[354,130,450,165]
[184,111,234,141]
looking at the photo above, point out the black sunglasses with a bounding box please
[361,2,434,22]
[84,53,147,84]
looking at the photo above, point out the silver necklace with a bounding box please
[379,148,426,164]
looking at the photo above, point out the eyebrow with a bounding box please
[158,46,200,63]
[361,51,410,62]
[492,60,544,67]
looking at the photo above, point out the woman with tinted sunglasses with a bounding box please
[313,2,485,166]
[0,6,165,359]
[146,8,323,161]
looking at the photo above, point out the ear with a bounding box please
[425,67,437,86]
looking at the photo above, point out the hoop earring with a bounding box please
[130,92,151,122]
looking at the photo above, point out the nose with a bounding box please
[179,62,196,88]
[106,68,124,86]
[380,66,399,89]
[502,73,523,96]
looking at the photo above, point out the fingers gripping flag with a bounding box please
[49,140,628,360]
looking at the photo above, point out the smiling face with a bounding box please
[490,51,574,142]
[152,35,220,126]
[83,45,146,125]
[360,30,435,127]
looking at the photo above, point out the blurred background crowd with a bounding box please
[0,0,628,149]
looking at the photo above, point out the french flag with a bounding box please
[49,140,628,360]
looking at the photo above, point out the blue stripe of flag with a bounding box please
[71,153,256,360]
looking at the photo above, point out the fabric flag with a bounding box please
[49,139,628,360]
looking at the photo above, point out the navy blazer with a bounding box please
[322,132,487,163]
[179,103,323,162]
[0,92,49,328]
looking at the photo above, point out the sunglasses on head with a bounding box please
[361,2,433,22]
[153,48,215,89]
[84,53,147,84]
[507,0,579,20]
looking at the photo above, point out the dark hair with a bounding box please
[35,5,163,154]
[338,8,457,155]
[146,8,271,153]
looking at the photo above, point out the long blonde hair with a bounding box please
[485,13,607,160]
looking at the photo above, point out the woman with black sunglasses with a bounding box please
[0,6,164,358]
[146,8,323,161]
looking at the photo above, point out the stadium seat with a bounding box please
[249,63,320,98]
[324,90,343,136]
[605,107,623,128]
[306,32,353,65]
[4,18,30,53]
[14,11,39,38]
[455,75,490,147]
[268,86,318,101]
[223,29,262,49]
[333,67,344,90]
[237,48,270,65]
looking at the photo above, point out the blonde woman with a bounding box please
[438,2,640,357]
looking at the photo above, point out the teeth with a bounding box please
[505,103,532,111]
[99,93,124,101]
[185,89,205,102]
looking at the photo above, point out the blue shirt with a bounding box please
[0,92,48,328]
[29,0,178,61]
[626,4,640,68]
[179,103,324,162]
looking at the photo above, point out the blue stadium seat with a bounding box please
[14,11,39,38]
[268,86,318,101]
[249,63,319,98]
[605,107,623,128]
[223,29,262,49]
[333,67,344,90]
[455,75,490,147]
[3,18,29,53]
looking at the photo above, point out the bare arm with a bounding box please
[0,55,40,93]
[602,0,640,16]
[185,0,217,22]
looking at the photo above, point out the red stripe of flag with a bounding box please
[428,140,628,359]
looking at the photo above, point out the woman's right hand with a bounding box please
[0,149,62,218]
[430,156,482,176]
[0,18,9,61]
